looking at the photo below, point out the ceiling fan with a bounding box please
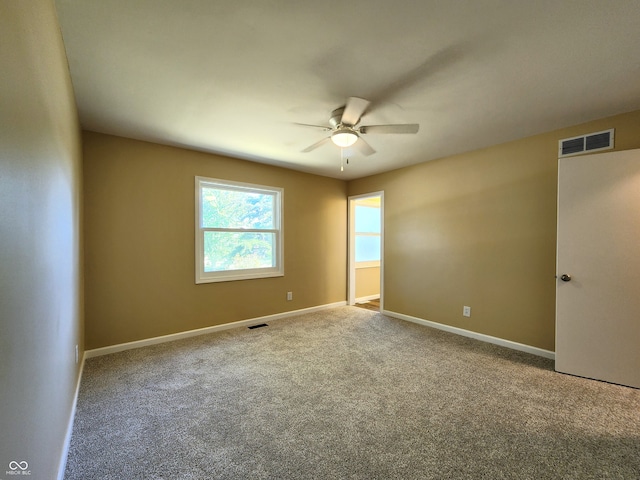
[299,97,419,156]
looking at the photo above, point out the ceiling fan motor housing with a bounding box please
[329,107,346,128]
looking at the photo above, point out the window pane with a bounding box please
[204,231,275,272]
[355,235,380,262]
[202,187,274,229]
[355,205,380,233]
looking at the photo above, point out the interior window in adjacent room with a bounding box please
[355,202,381,267]
[195,176,283,283]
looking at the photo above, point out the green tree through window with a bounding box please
[196,178,283,283]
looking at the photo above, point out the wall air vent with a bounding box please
[558,128,614,158]
[248,323,268,329]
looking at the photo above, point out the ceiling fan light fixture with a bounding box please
[331,128,358,148]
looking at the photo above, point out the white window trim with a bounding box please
[195,176,284,284]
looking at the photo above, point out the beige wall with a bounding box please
[0,1,83,477]
[348,110,640,351]
[83,132,347,349]
[356,267,380,299]
[84,110,640,352]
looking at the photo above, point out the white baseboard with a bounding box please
[57,353,85,480]
[383,309,555,360]
[355,294,380,304]
[85,301,347,359]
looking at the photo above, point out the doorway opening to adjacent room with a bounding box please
[348,192,383,311]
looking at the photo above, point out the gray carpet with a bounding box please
[65,307,640,479]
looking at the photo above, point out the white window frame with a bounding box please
[195,176,284,284]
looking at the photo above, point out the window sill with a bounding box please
[196,269,284,284]
[355,262,380,269]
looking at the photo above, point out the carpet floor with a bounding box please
[65,307,640,479]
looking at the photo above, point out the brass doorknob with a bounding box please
[560,274,572,282]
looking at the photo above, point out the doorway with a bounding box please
[348,192,383,310]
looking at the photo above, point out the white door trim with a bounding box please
[348,191,384,309]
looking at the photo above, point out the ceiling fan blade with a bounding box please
[341,97,370,126]
[301,136,331,153]
[360,124,419,134]
[355,137,376,156]
[294,122,331,131]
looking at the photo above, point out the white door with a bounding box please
[556,149,640,388]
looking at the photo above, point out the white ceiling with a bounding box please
[55,0,640,180]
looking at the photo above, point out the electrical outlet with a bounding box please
[463,306,471,317]
[287,291,293,301]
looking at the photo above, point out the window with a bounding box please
[195,176,283,283]
[355,202,381,267]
